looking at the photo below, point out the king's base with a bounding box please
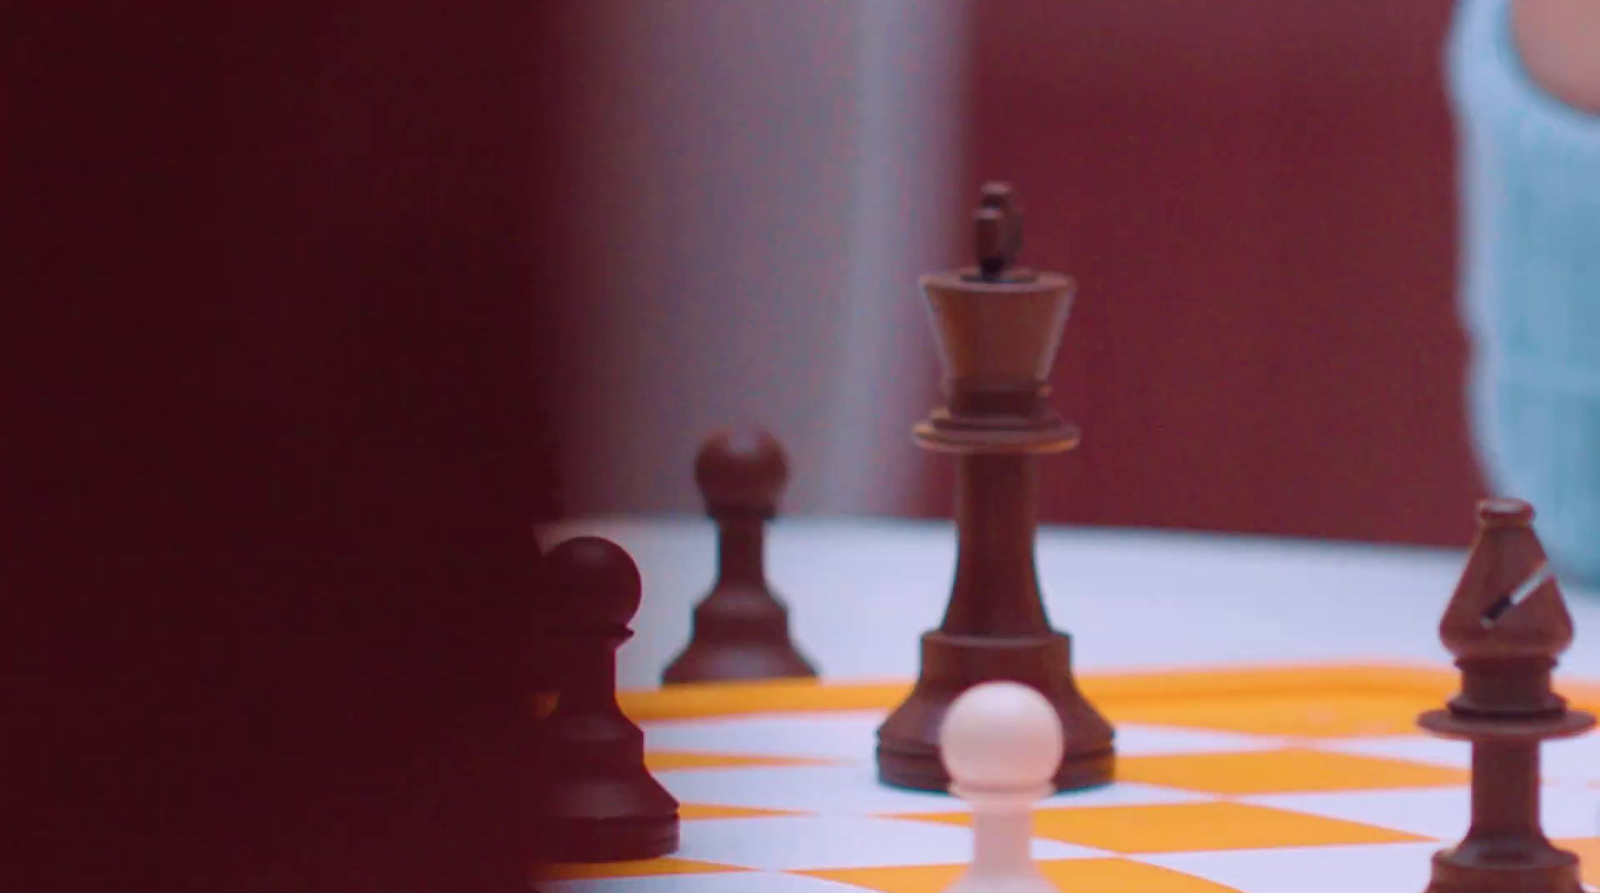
[875,628,1115,793]
[1424,844,1584,893]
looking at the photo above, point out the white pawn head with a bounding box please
[939,681,1064,795]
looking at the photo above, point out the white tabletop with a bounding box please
[545,516,1600,691]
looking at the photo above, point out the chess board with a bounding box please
[538,663,1600,893]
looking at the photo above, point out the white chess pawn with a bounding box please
[939,681,1064,893]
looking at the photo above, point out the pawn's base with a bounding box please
[535,724,681,863]
[1425,844,1584,893]
[534,813,680,864]
[662,639,817,685]
[876,629,1115,793]
[662,585,819,684]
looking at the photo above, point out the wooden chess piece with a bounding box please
[876,182,1114,793]
[534,536,679,862]
[662,428,818,684]
[1418,498,1594,893]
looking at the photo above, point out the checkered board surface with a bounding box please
[539,664,1600,892]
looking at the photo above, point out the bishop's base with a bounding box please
[875,629,1116,793]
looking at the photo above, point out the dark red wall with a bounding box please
[930,0,1483,545]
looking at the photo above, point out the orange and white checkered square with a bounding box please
[540,665,1600,893]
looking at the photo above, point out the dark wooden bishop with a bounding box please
[1418,499,1594,893]
[532,536,679,863]
[876,183,1114,793]
[661,428,818,684]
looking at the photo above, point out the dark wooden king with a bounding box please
[875,182,1115,793]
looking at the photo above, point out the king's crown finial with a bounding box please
[972,181,1029,283]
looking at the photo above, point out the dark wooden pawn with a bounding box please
[661,429,818,684]
[533,536,678,863]
[1418,498,1594,893]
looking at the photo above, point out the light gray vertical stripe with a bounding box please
[817,0,971,516]
[554,2,970,518]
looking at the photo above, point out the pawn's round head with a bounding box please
[694,427,788,514]
[939,681,1064,791]
[545,535,642,631]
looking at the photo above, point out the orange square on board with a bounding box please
[679,803,802,820]
[1116,747,1470,795]
[1553,838,1600,888]
[900,801,1427,854]
[798,858,1239,893]
[1107,691,1437,737]
[644,751,839,771]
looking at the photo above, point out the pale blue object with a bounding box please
[1451,0,1600,583]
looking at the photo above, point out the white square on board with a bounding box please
[1137,841,1441,893]
[658,763,1208,815]
[1114,723,1290,756]
[544,871,875,893]
[676,815,1105,871]
[1243,785,1600,841]
[643,711,884,762]
[1318,734,1600,786]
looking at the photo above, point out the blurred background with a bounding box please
[544,0,1482,546]
[2,0,1506,888]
